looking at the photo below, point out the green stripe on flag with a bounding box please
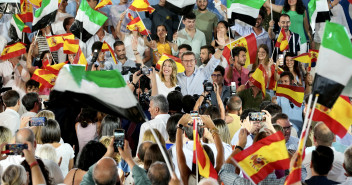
[79,0,107,26]
[34,0,50,18]
[227,0,266,9]
[322,22,352,59]
[13,15,26,31]
[308,0,316,21]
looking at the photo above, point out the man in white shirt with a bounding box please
[21,92,41,119]
[138,95,170,147]
[0,90,21,136]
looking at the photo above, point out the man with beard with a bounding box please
[113,40,137,83]
[193,0,218,45]
[230,9,272,55]
[199,45,215,69]
[224,46,249,89]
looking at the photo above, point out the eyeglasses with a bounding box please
[238,77,242,86]
[211,74,222,77]
[182,59,195,63]
[283,125,292,132]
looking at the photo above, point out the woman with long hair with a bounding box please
[75,107,98,153]
[211,21,235,67]
[283,52,303,86]
[148,25,177,64]
[149,59,178,97]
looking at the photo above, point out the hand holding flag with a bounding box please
[275,28,289,51]
[129,0,155,13]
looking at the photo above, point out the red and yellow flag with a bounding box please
[309,49,318,68]
[234,132,290,184]
[46,33,75,52]
[31,69,57,91]
[28,0,42,8]
[312,95,352,138]
[73,47,88,69]
[43,61,68,75]
[192,120,218,179]
[18,0,34,22]
[222,33,257,68]
[126,13,149,36]
[292,53,311,64]
[276,84,305,107]
[129,0,155,13]
[63,39,80,54]
[275,28,289,51]
[102,41,117,64]
[250,65,266,97]
[94,0,112,10]
[0,42,26,61]
[155,53,184,73]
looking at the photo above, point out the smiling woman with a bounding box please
[149,59,178,97]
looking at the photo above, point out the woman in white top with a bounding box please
[149,58,178,97]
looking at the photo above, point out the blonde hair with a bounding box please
[142,129,166,147]
[0,126,12,150]
[160,59,177,87]
[1,165,27,185]
[35,144,58,163]
[33,110,56,144]
[99,136,121,163]
[214,119,231,145]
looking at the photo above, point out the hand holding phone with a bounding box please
[249,112,266,122]
[4,144,28,155]
[114,129,125,152]
[29,117,47,126]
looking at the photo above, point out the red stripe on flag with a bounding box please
[284,167,302,185]
[246,34,258,65]
[276,92,302,107]
[0,48,26,60]
[31,73,54,88]
[313,109,348,138]
[250,159,291,183]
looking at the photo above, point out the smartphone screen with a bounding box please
[114,129,125,152]
[278,54,284,66]
[29,117,47,126]
[5,144,28,155]
[249,112,266,121]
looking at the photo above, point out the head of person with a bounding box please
[35,144,58,163]
[22,92,41,112]
[253,44,269,70]
[87,0,99,9]
[63,17,75,33]
[143,144,170,171]
[184,124,204,141]
[311,145,334,176]
[32,110,55,144]
[231,46,247,66]
[0,126,12,149]
[283,52,301,81]
[279,71,294,85]
[182,12,196,30]
[99,115,120,138]
[160,59,177,87]
[113,41,126,61]
[21,158,54,185]
[158,0,165,6]
[200,45,215,65]
[77,107,98,128]
[93,157,119,185]
[255,9,266,28]
[198,178,219,185]
[149,95,169,119]
[77,140,107,171]
[182,95,196,113]
[40,119,61,144]
[278,14,291,32]
[197,0,208,11]
[166,114,183,143]
[263,103,282,118]
[142,129,166,147]
[211,65,225,86]
[227,95,242,114]
[213,119,231,144]
[203,105,221,119]
[181,51,196,74]
[178,44,192,58]
[2,90,20,111]
[137,141,153,161]
[59,0,68,11]
[147,161,171,185]
[25,80,40,93]
[216,20,230,36]
[167,91,183,114]
[156,25,168,42]
[313,122,335,147]
[92,41,104,61]
[40,50,53,65]
[1,165,27,185]
[343,146,352,177]
[284,0,305,14]
[272,113,291,141]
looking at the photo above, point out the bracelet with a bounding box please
[235,145,244,151]
[30,161,38,169]
[209,127,219,136]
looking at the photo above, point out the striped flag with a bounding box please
[72,47,88,69]
[292,53,311,64]
[31,68,57,91]
[129,0,155,14]
[234,132,290,184]
[249,65,266,97]
[18,0,34,22]
[46,33,75,52]
[0,42,26,61]
[275,28,289,51]
[312,22,352,108]
[63,39,80,54]
[10,14,31,40]
[94,0,112,10]
[308,0,330,33]
[43,61,68,75]
[28,0,42,8]
[32,0,58,32]
[102,41,117,64]
[164,0,196,15]
[313,96,352,138]
[70,0,108,42]
[276,84,305,107]
[155,53,184,73]
[227,0,266,26]
[292,49,319,71]
[222,33,257,68]
[126,13,149,36]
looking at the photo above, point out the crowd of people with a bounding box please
[0,0,352,184]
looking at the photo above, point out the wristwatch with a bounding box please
[177,124,184,130]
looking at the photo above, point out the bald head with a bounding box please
[138,141,153,161]
[93,157,118,185]
[15,128,35,145]
[313,122,335,146]
[147,161,170,185]
[227,95,242,112]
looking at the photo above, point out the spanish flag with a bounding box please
[63,39,80,54]
[126,13,149,36]
[249,65,266,97]
[234,132,290,184]
[222,33,257,68]
[43,61,68,75]
[19,0,34,22]
[102,41,118,64]
[129,0,155,14]
[276,84,305,107]
[94,0,112,10]
[46,33,75,52]
[28,0,42,8]
[292,53,311,64]
[313,95,352,138]
[192,120,218,179]
[73,47,88,69]
[309,49,318,67]
[155,53,184,73]
[275,28,289,51]
[0,42,26,61]
[31,69,57,91]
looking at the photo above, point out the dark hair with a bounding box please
[182,95,196,113]
[77,108,98,128]
[283,0,305,14]
[144,144,171,171]
[113,40,124,48]
[311,145,334,175]
[232,46,247,58]
[77,140,107,171]
[63,17,74,32]
[203,105,221,120]
[183,12,196,20]
[22,93,39,111]
[214,65,225,76]
[271,113,289,124]
[214,21,234,47]
[2,90,20,107]
[259,8,266,20]
[155,25,168,42]
[167,91,183,113]
[279,13,291,20]
[240,109,257,121]
[138,141,152,162]
[40,50,51,61]
[166,114,183,143]
[253,131,268,143]
[178,44,192,52]
[21,158,54,185]
[259,101,271,111]
[283,52,302,82]
[25,80,40,89]
[184,125,204,140]
[181,51,195,61]
[91,41,103,53]
[263,103,282,118]
[248,70,255,77]
[200,45,215,55]
[148,162,170,185]
[280,71,295,83]
[41,119,61,143]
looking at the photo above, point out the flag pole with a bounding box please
[228,27,233,59]
[176,16,183,45]
[270,0,273,21]
[271,47,276,59]
[195,119,198,183]
[134,11,153,41]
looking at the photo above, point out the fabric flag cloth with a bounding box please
[70,0,108,42]
[129,0,155,14]
[0,42,26,61]
[192,120,218,179]
[102,41,117,64]
[94,0,112,10]
[276,84,305,107]
[72,47,88,69]
[249,65,266,97]
[63,39,80,54]
[18,0,33,22]
[155,53,184,73]
[43,61,68,75]
[222,33,257,68]
[32,0,58,32]
[164,0,196,15]
[234,132,290,184]
[46,33,75,52]
[313,95,352,138]
[308,0,330,33]
[312,21,352,109]
[227,0,266,26]
[31,68,57,91]
[10,14,31,40]
[275,28,289,51]
[126,13,149,36]
[292,53,311,64]
[28,0,42,8]
[52,65,146,123]
[292,50,319,71]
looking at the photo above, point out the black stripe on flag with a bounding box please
[32,10,57,32]
[316,11,330,23]
[69,20,93,43]
[164,1,195,15]
[229,12,257,27]
[312,74,345,109]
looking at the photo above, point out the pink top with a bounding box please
[76,123,97,153]
[224,66,250,87]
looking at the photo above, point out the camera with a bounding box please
[203,80,213,92]
[139,91,150,110]
[5,144,28,155]
[121,64,141,75]
[141,66,152,75]
[113,129,125,152]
